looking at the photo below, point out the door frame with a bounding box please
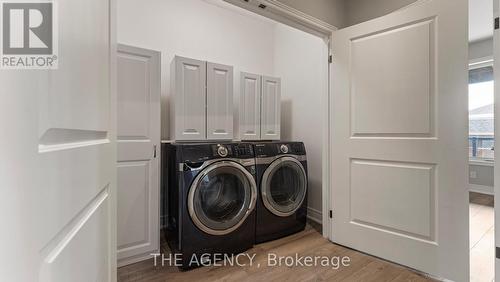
[109,0,117,279]
[494,0,499,277]
[223,0,336,239]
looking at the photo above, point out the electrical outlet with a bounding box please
[470,170,477,179]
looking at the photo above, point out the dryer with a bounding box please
[254,141,308,243]
[163,142,257,269]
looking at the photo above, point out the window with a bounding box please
[469,63,494,160]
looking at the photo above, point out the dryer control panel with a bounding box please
[177,142,254,163]
[254,142,305,157]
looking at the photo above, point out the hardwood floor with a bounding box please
[469,192,495,282]
[118,222,434,282]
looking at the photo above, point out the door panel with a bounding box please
[261,76,281,140]
[117,45,160,266]
[38,1,110,136]
[171,56,206,140]
[0,0,116,281]
[350,159,434,240]
[39,0,114,281]
[117,51,151,138]
[350,20,434,137]
[330,0,468,280]
[39,192,110,281]
[207,62,233,140]
[117,162,150,250]
[240,72,261,140]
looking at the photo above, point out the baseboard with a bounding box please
[117,249,159,268]
[469,184,494,195]
[307,207,322,224]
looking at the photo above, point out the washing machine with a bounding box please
[162,142,257,269]
[254,141,308,243]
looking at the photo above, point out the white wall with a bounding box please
[118,0,328,216]
[117,0,277,140]
[344,0,418,26]
[277,0,346,28]
[274,24,328,218]
[469,38,494,61]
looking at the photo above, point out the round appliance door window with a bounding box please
[188,161,257,235]
[261,157,307,217]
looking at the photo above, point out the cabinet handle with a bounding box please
[153,145,157,158]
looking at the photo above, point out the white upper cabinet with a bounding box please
[170,56,207,141]
[170,56,234,141]
[261,76,281,140]
[207,62,234,140]
[239,72,261,140]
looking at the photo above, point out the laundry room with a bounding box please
[116,0,328,275]
[4,0,490,280]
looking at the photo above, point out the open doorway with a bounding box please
[468,0,495,281]
[468,62,495,280]
[115,0,331,277]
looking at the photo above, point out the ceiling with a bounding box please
[469,0,494,42]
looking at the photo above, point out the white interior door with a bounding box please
[330,0,469,280]
[116,44,160,266]
[0,0,116,281]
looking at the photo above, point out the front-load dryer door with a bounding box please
[188,161,257,235]
[261,157,307,217]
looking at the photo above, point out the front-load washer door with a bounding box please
[188,161,257,235]
[261,156,307,217]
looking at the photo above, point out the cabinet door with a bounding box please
[117,45,160,266]
[239,72,261,140]
[171,56,206,140]
[207,62,233,140]
[261,76,281,140]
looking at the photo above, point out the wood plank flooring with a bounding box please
[118,222,434,282]
[118,193,496,282]
[469,192,494,282]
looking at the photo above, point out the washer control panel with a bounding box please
[233,143,253,157]
[210,143,254,158]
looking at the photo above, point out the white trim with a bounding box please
[322,38,332,239]
[494,0,500,277]
[469,184,494,195]
[469,159,495,166]
[223,0,336,38]
[38,139,110,153]
[117,249,160,267]
[262,0,337,32]
[307,207,322,224]
[469,57,494,69]
[109,0,118,279]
